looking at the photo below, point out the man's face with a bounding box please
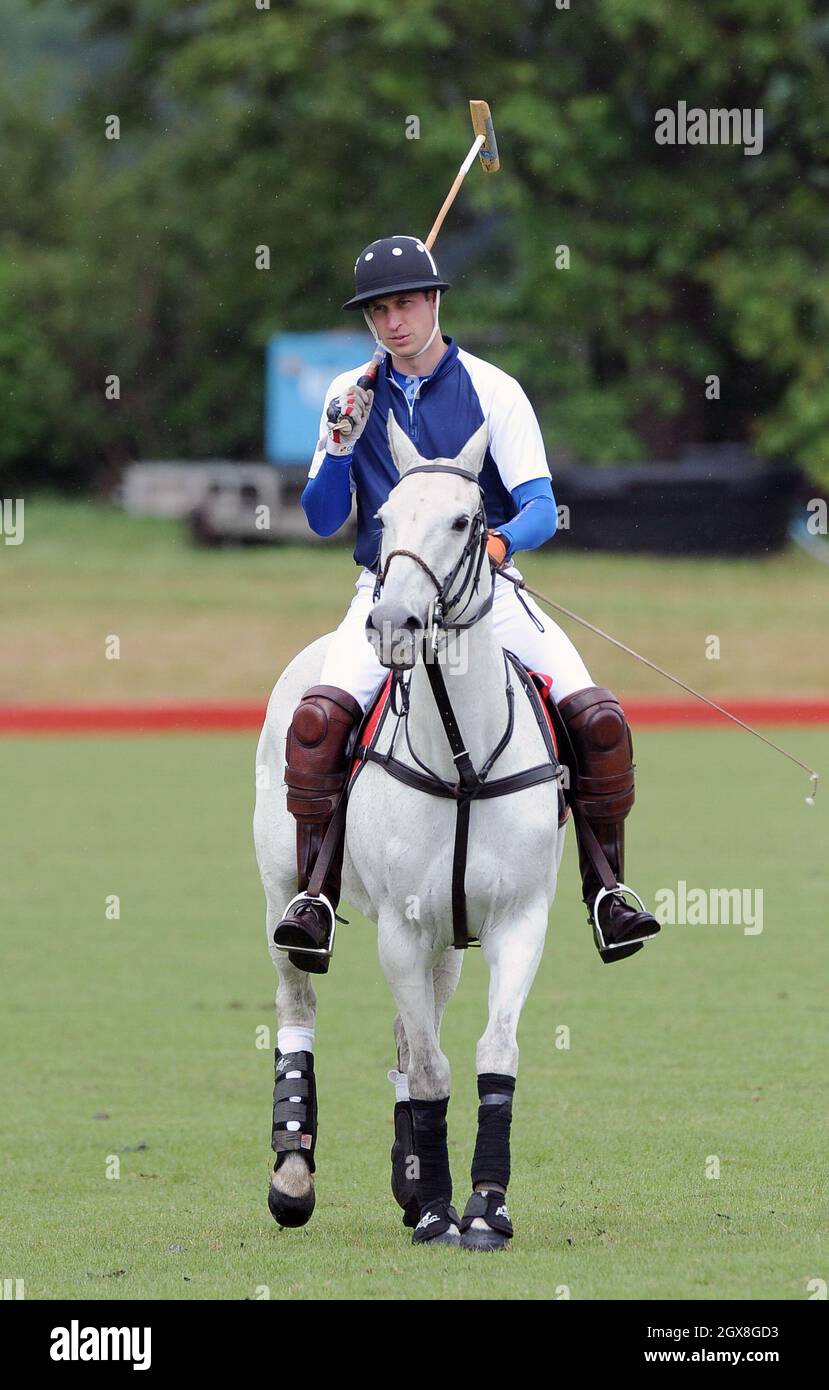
[367,290,436,353]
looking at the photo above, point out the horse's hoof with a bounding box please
[423,1227,460,1246]
[458,1191,513,1251]
[268,1182,315,1228]
[411,1200,461,1246]
[459,1224,510,1252]
[268,1164,315,1228]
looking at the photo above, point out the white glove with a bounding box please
[326,385,374,456]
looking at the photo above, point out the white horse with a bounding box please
[253,414,566,1249]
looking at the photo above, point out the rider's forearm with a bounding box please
[301,454,354,537]
[497,476,558,560]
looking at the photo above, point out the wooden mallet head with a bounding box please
[424,100,501,250]
[469,100,500,173]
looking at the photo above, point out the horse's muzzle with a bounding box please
[366,605,425,669]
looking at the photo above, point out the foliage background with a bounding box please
[1,0,827,491]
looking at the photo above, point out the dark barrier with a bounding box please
[551,449,805,556]
[183,449,806,553]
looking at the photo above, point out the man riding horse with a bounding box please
[274,234,660,970]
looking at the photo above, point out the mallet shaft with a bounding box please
[333,101,499,434]
[425,135,485,251]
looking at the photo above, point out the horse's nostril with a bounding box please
[368,607,421,636]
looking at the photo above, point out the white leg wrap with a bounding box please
[387,1068,410,1102]
[278,1025,315,1056]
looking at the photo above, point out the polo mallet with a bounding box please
[423,99,500,251]
[328,100,500,442]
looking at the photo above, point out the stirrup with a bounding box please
[591,883,652,952]
[273,892,337,960]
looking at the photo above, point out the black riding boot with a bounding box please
[554,686,661,964]
[273,684,363,973]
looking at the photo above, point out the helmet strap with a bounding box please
[362,291,442,363]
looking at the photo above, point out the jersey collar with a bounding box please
[383,335,458,386]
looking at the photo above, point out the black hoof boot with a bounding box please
[267,1168,316,1228]
[459,1191,513,1252]
[411,1199,461,1246]
[390,1100,420,1229]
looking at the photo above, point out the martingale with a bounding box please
[348,645,566,950]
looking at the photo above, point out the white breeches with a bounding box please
[319,565,595,711]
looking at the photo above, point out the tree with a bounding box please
[2,0,827,490]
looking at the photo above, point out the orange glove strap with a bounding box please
[486,530,508,566]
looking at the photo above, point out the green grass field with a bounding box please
[2,497,828,701]
[1,498,826,1299]
[2,727,827,1300]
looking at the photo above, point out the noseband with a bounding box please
[371,464,494,631]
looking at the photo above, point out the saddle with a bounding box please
[350,660,568,834]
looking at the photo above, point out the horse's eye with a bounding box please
[452,516,469,532]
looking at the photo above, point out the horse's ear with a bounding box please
[456,421,489,477]
[387,411,423,477]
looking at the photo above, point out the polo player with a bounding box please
[274,235,660,971]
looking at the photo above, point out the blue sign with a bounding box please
[265,331,370,466]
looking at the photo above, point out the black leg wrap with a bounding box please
[391,1101,421,1229]
[271,1049,317,1174]
[470,1073,514,1190]
[410,1096,452,1209]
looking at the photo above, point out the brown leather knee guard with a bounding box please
[285,685,364,891]
[555,686,635,896]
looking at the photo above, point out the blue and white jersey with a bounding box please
[305,336,554,571]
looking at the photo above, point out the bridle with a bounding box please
[357,460,563,951]
[371,464,494,635]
